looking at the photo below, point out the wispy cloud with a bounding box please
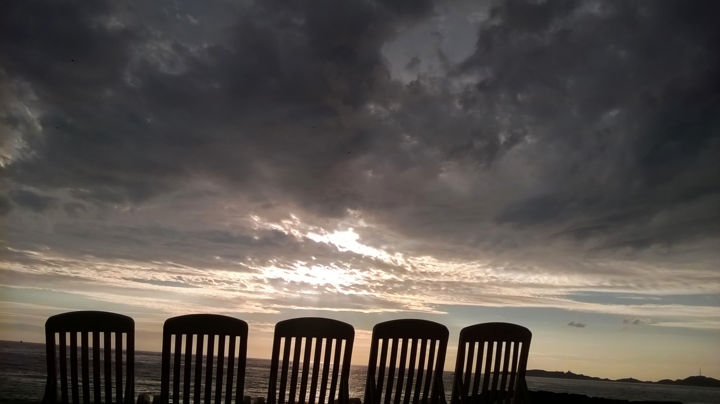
[4,211,719,330]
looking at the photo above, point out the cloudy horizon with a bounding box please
[1,0,719,380]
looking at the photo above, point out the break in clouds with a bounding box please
[1,0,719,328]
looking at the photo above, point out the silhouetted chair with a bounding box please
[42,310,135,404]
[364,319,449,404]
[159,314,249,404]
[267,317,354,404]
[450,323,531,404]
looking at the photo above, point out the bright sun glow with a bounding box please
[259,261,358,290]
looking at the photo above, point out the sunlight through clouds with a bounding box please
[259,262,359,291]
[306,228,405,265]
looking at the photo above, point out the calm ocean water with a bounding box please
[1,341,719,404]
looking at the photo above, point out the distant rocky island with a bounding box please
[527,369,720,388]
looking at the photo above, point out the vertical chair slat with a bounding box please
[279,337,291,404]
[402,339,417,404]
[184,334,194,404]
[59,332,69,403]
[299,337,313,403]
[175,334,184,404]
[289,337,303,404]
[71,332,80,404]
[394,338,408,404]
[172,335,182,404]
[127,330,135,403]
[309,337,323,404]
[81,331,89,404]
[421,339,436,402]
[384,338,398,404]
[412,339,427,404]
[318,338,332,404]
[499,341,511,392]
[463,341,475,398]
[161,331,172,404]
[376,339,388,398]
[481,341,493,394]
[472,341,485,397]
[116,332,123,404]
[225,336,236,404]
[503,342,517,404]
[194,335,204,404]
[205,335,215,404]
[517,342,530,403]
[364,338,378,404]
[93,332,101,403]
[46,332,57,403]
[269,336,280,404]
[506,341,518,396]
[104,332,111,403]
[518,341,529,376]
[435,339,447,403]
[215,335,226,404]
[328,339,342,403]
[340,336,353,403]
[491,340,503,392]
[451,341,463,404]
[237,334,247,404]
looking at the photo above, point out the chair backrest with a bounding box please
[450,323,531,404]
[267,317,354,404]
[43,310,135,404]
[364,319,449,404]
[159,314,249,404]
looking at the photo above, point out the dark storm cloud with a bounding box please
[1,0,160,204]
[62,202,88,217]
[1,0,437,211]
[0,0,135,96]
[1,0,719,257]
[405,56,421,71]
[457,0,720,248]
[0,195,11,215]
[10,189,57,212]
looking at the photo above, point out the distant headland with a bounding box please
[527,369,720,388]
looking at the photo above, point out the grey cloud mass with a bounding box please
[1,0,719,322]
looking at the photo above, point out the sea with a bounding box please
[1,341,719,404]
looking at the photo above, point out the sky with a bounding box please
[1,0,719,381]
